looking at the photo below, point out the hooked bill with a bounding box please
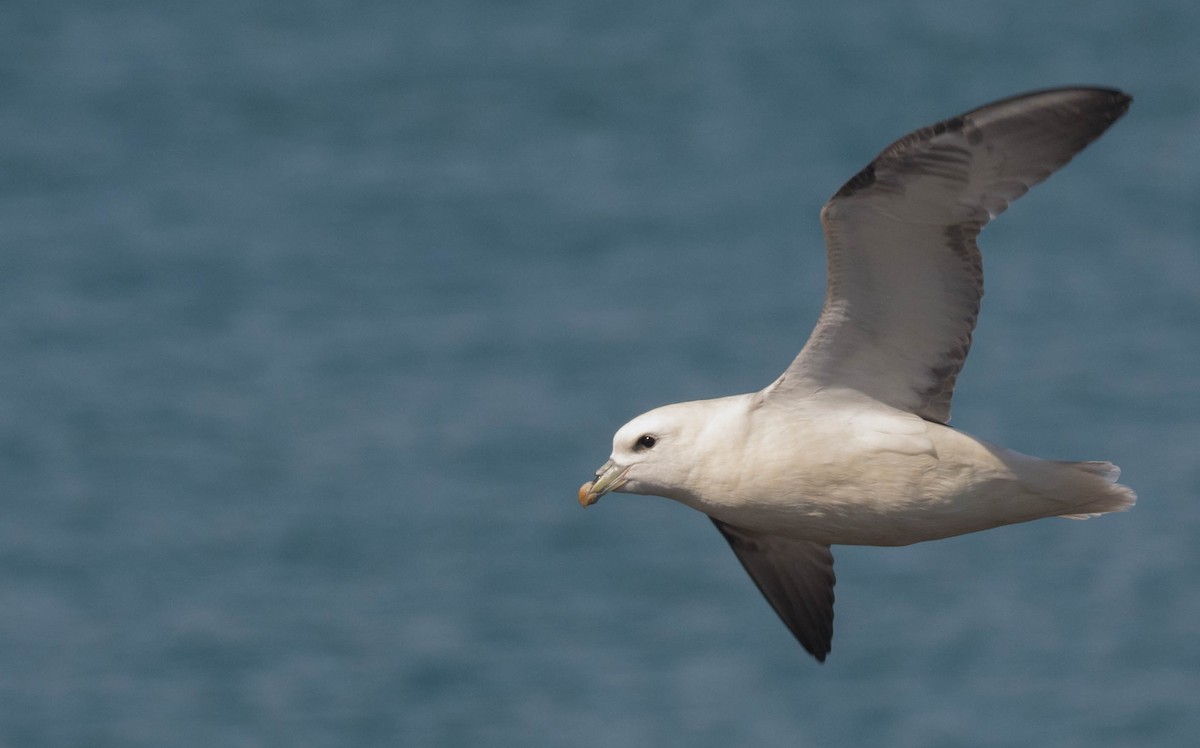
[578,481,596,507]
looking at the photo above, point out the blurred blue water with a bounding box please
[1,0,1198,745]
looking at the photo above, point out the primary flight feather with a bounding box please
[580,87,1135,662]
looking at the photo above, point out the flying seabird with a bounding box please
[579,87,1136,662]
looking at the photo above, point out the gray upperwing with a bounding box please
[769,87,1132,425]
[711,518,837,662]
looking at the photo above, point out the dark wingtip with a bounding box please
[1109,88,1133,117]
[799,618,833,662]
[828,86,1132,204]
[1082,86,1132,119]
[1065,86,1134,143]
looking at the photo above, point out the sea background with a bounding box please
[2,0,1198,745]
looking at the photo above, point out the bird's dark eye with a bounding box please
[635,434,657,451]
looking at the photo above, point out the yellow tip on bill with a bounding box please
[578,481,597,507]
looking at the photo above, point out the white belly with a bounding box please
[687,412,1095,546]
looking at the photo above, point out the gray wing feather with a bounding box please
[769,87,1131,423]
[711,518,836,662]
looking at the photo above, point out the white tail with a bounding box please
[1054,460,1137,519]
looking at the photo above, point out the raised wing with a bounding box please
[711,518,836,662]
[768,87,1131,423]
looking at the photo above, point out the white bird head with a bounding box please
[579,397,748,507]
